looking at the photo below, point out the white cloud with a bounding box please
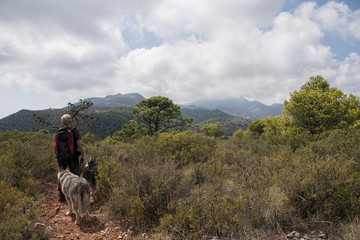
[137,0,285,40]
[334,52,360,94]
[315,1,360,40]
[113,0,349,104]
[0,0,360,117]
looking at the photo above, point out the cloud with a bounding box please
[136,0,285,39]
[113,0,349,104]
[0,0,359,111]
[315,1,360,40]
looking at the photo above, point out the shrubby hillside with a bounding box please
[0,107,250,138]
[1,76,360,239]
[182,108,251,135]
[0,107,134,139]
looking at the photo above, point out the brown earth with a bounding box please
[38,181,138,240]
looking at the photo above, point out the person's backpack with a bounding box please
[55,127,75,162]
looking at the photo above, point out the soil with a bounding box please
[38,181,138,240]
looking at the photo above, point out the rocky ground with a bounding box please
[286,230,330,240]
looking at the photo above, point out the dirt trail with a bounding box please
[38,181,137,240]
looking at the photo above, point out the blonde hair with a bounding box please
[61,114,72,126]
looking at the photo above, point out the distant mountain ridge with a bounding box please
[82,93,284,120]
[83,93,145,107]
[183,97,284,120]
[0,93,284,138]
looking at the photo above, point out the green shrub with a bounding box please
[0,131,56,183]
[82,132,96,145]
[111,120,148,142]
[94,142,132,201]
[0,181,48,240]
[0,131,55,239]
[270,145,360,221]
[159,184,259,239]
[101,134,219,233]
[104,155,180,232]
[232,128,244,141]
[154,131,216,167]
[200,122,224,138]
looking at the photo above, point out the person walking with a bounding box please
[55,114,85,202]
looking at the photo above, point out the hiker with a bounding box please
[55,114,85,202]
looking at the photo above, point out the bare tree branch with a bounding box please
[67,100,98,131]
[33,113,59,130]
[33,99,98,131]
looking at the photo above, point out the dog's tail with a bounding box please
[78,181,91,218]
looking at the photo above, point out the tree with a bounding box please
[248,119,266,136]
[132,96,192,135]
[82,132,95,145]
[284,75,360,134]
[65,99,100,131]
[112,120,148,142]
[34,99,98,130]
[200,122,224,138]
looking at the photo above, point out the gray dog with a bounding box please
[58,169,91,225]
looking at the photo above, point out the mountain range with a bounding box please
[81,93,284,120]
[183,98,283,120]
[0,93,284,138]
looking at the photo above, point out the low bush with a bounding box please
[154,131,216,167]
[0,131,54,239]
[159,184,258,239]
[0,131,56,184]
[0,181,48,240]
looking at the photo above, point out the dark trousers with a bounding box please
[57,157,80,198]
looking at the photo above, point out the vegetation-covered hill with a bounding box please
[182,108,250,135]
[0,107,134,139]
[0,107,250,138]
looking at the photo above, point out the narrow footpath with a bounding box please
[38,181,136,240]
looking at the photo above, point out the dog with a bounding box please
[82,157,99,201]
[58,169,90,225]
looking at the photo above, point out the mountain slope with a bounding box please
[182,108,250,136]
[84,93,145,107]
[0,107,134,139]
[184,97,284,120]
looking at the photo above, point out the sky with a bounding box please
[0,0,360,119]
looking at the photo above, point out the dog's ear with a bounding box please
[90,157,97,164]
[58,170,64,179]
